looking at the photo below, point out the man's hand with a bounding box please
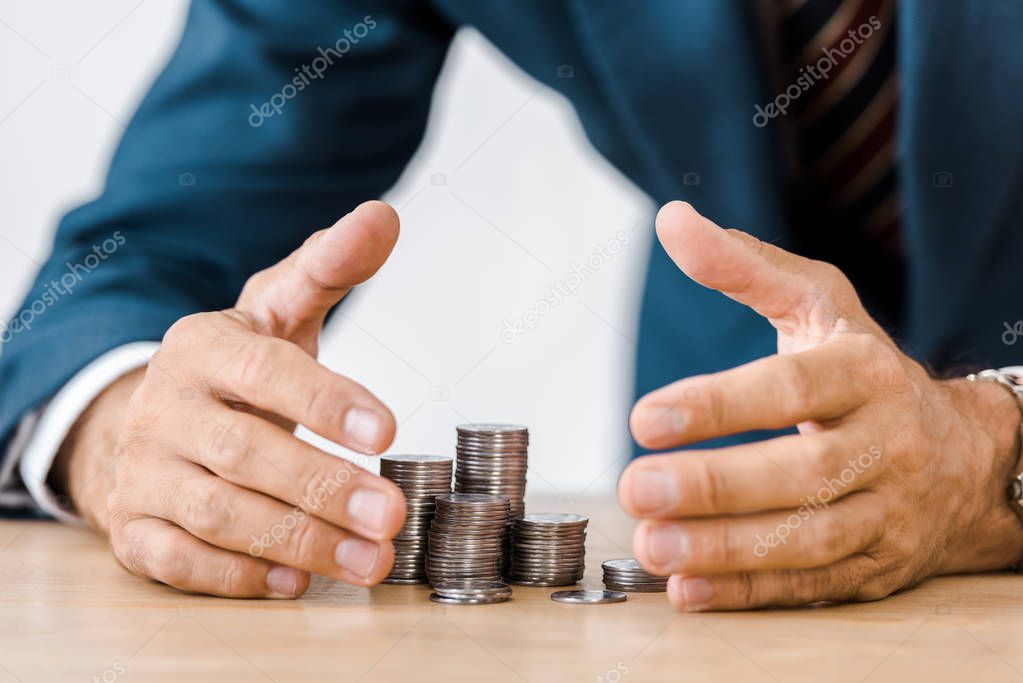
[54,201,407,598]
[618,201,1023,611]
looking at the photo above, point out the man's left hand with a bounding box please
[618,201,1023,611]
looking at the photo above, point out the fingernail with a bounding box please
[335,538,380,578]
[680,577,713,607]
[347,488,389,536]
[343,408,384,449]
[645,524,687,568]
[638,406,685,443]
[630,468,677,514]
[267,565,301,597]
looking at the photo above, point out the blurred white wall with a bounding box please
[0,1,654,496]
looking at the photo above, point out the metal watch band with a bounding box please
[966,368,1023,510]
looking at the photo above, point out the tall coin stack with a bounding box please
[426,493,511,586]
[380,455,452,584]
[454,424,529,519]
[508,513,588,586]
[602,558,669,592]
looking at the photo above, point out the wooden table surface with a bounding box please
[2,497,1022,683]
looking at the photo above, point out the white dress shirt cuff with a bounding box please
[14,341,160,524]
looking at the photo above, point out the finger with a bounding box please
[184,402,406,540]
[174,324,395,454]
[113,517,310,598]
[618,431,884,518]
[655,201,862,332]
[629,333,887,448]
[236,200,400,350]
[135,461,394,586]
[665,555,881,611]
[631,492,884,574]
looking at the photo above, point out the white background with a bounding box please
[0,1,655,496]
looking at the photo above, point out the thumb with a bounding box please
[236,200,399,352]
[655,201,862,337]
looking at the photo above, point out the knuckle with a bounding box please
[284,516,322,567]
[712,521,743,567]
[802,438,836,483]
[865,339,905,389]
[105,491,134,528]
[218,558,252,596]
[854,578,893,602]
[689,458,726,514]
[803,515,846,564]
[149,539,189,588]
[198,415,251,475]
[815,261,848,287]
[299,467,344,512]
[182,480,231,537]
[110,531,146,576]
[778,355,816,414]
[232,338,281,393]
[241,269,272,299]
[733,571,757,606]
[303,381,342,431]
[769,570,800,605]
[697,384,727,434]
[162,313,206,350]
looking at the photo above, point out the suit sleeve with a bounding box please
[0,0,455,510]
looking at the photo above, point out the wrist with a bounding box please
[956,376,1023,568]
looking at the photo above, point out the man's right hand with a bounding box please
[52,201,408,598]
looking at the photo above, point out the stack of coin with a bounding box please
[379,455,453,584]
[508,513,588,586]
[454,424,529,519]
[425,493,511,586]
[602,558,668,592]
[430,581,512,605]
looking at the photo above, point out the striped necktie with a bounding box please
[777,0,900,251]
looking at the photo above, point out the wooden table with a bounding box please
[2,497,1022,683]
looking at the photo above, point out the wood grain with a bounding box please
[2,498,1022,682]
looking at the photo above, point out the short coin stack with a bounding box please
[602,558,669,592]
[430,581,512,605]
[454,424,529,519]
[379,455,452,584]
[425,493,511,588]
[508,513,588,586]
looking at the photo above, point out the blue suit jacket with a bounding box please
[3,0,1022,508]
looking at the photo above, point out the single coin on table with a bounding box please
[550,589,628,605]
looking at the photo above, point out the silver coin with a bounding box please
[432,581,512,599]
[519,513,588,525]
[456,423,528,433]
[602,558,646,572]
[380,454,453,583]
[551,589,627,604]
[429,592,511,605]
[381,454,453,464]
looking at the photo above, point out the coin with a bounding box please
[454,424,529,520]
[550,589,628,604]
[508,513,588,587]
[429,592,511,605]
[426,492,510,588]
[601,558,668,592]
[380,454,452,584]
[432,581,513,599]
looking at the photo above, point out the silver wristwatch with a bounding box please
[966,368,1023,509]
